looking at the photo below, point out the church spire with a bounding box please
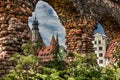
[50,34,56,46]
[31,13,44,46]
[35,14,37,21]
[32,14,39,30]
[56,32,59,45]
[55,32,59,53]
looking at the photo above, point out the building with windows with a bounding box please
[93,33,109,66]
[31,16,44,45]
[38,34,59,62]
[31,16,60,62]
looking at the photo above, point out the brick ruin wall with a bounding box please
[65,15,96,53]
[44,0,120,53]
[0,0,38,77]
[68,0,120,53]
[0,0,120,77]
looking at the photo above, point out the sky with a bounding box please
[28,0,105,47]
[94,23,105,35]
[28,1,66,47]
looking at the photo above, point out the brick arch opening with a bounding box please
[0,0,120,77]
[99,14,120,42]
[99,14,120,59]
[43,0,120,54]
[95,13,120,47]
[29,1,66,47]
[0,0,39,76]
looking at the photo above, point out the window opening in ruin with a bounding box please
[28,1,66,48]
[94,23,105,35]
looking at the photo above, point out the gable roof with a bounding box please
[38,46,53,56]
[50,35,56,45]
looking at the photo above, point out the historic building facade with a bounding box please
[31,16,44,45]
[31,16,59,62]
[93,33,120,66]
[38,34,59,62]
[93,33,109,66]
[0,0,120,77]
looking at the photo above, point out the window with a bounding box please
[99,47,102,50]
[95,41,97,44]
[99,53,103,57]
[48,49,50,51]
[1,54,3,57]
[94,47,97,51]
[98,40,101,44]
[42,49,44,51]
[99,60,103,64]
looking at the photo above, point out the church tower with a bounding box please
[32,15,44,46]
[50,33,60,55]
[50,33,59,47]
[56,32,59,45]
[50,34,56,48]
[56,32,59,53]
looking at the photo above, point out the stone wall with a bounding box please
[0,0,38,77]
[44,0,120,53]
[0,54,14,77]
[65,14,96,53]
[0,0,120,77]
[0,0,118,56]
[106,35,120,64]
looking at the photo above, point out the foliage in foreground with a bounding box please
[1,42,120,80]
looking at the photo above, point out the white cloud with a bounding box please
[28,1,66,47]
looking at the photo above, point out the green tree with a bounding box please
[57,46,66,61]
[22,41,44,55]
[113,50,120,67]
[5,53,41,80]
[3,42,120,80]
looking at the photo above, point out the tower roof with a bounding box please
[38,32,44,43]
[32,16,39,30]
[56,32,59,44]
[50,34,56,45]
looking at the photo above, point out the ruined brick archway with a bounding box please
[44,0,120,53]
[100,14,120,41]
[0,0,39,55]
[0,0,120,55]
[0,0,39,76]
[0,0,120,76]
